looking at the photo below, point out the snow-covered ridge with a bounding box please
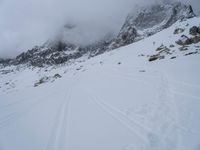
[0,2,196,67]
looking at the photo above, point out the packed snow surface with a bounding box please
[0,17,200,150]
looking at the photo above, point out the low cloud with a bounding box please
[0,0,199,58]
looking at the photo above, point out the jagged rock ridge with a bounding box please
[109,2,195,49]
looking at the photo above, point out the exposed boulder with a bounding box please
[171,56,177,59]
[174,28,185,34]
[156,45,172,54]
[34,74,62,87]
[54,74,62,79]
[176,26,200,46]
[179,46,189,51]
[149,54,165,62]
[185,51,198,56]
[189,26,200,35]
[148,44,173,62]
[34,76,50,87]
[149,55,160,62]
[156,44,166,51]
[176,35,192,45]
[191,36,200,44]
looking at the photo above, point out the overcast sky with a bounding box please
[0,0,199,58]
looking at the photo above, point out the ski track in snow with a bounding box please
[102,66,200,105]
[84,67,181,150]
[84,64,200,149]
[171,91,200,101]
[168,80,200,89]
[86,89,149,143]
[103,65,200,90]
[107,66,200,135]
[0,90,60,130]
[45,92,71,150]
[46,78,80,150]
[85,90,176,150]
[1,64,199,149]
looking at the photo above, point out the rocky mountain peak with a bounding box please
[109,2,195,49]
[132,2,194,29]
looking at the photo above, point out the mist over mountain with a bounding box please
[0,0,199,58]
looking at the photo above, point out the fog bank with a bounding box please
[0,0,199,58]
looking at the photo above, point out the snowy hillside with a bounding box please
[0,16,200,150]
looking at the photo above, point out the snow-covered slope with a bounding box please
[0,17,200,150]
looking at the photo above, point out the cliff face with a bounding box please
[109,2,195,49]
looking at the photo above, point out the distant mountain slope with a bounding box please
[0,2,196,67]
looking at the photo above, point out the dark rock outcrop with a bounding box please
[149,44,172,62]
[110,2,195,49]
[12,42,84,67]
[176,35,193,45]
[174,28,185,34]
[189,26,200,35]
[0,58,12,67]
[176,26,200,46]
[9,39,113,67]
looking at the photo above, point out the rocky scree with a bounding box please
[149,25,200,62]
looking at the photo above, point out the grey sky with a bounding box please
[0,0,199,58]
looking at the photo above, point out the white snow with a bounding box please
[0,17,200,150]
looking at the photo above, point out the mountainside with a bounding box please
[109,2,195,49]
[0,2,196,67]
[0,13,200,150]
